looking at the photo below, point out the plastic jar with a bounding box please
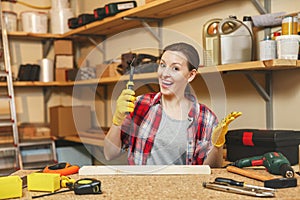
[276,35,300,59]
[3,11,17,32]
[20,11,48,33]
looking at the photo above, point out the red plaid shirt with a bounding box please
[121,92,218,165]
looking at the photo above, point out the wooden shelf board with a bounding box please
[1,60,299,87]
[5,0,225,38]
[198,59,300,74]
[7,32,63,39]
[63,135,104,147]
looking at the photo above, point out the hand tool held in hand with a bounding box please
[112,58,136,126]
[230,152,294,178]
[127,57,135,91]
[211,111,242,147]
[43,162,80,176]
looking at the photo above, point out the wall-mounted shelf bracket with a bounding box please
[43,86,53,122]
[122,17,163,52]
[244,71,273,129]
[87,35,107,61]
[42,39,54,58]
[251,0,271,38]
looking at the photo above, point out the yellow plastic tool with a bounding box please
[0,176,22,199]
[27,172,60,193]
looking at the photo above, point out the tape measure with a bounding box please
[43,162,80,176]
[74,178,102,195]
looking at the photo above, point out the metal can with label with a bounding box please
[282,16,293,35]
[293,16,298,35]
[259,39,276,61]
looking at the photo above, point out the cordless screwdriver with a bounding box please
[230,152,294,178]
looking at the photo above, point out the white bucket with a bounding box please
[3,11,17,32]
[39,58,54,82]
[21,11,48,33]
[50,8,74,34]
[276,35,300,59]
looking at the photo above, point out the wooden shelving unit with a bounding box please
[1,0,298,145]
[1,59,299,87]
[63,0,225,37]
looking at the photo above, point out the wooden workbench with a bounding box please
[12,167,300,200]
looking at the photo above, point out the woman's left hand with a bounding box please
[211,111,242,147]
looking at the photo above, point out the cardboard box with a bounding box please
[55,68,68,81]
[18,123,51,140]
[96,63,120,78]
[55,55,74,69]
[50,106,91,137]
[54,40,73,55]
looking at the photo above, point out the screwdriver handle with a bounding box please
[215,177,244,187]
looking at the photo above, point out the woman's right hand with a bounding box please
[112,86,136,126]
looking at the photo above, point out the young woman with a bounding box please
[104,42,241,167]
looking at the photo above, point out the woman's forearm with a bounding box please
[203,145,224,168]
[103,124,122,160]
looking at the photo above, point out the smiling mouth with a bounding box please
[161,79,173,87]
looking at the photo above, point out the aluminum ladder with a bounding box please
[0,2,57,172]
[0,2,22,171]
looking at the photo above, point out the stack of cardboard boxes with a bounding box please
[54,39,75,81]
[51,40,92,137]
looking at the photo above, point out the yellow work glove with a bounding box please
[112,81,135,126]
[211,111,242,147]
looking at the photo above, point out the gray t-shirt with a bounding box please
[147,110,191,165]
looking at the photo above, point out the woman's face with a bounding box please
[158,50,196,97]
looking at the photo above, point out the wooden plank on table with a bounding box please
[79,165,211,175]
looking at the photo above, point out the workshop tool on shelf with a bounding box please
[203,178,275,197]
[230,152,294,178]
[0,0,22,170]
[227,165,297,188]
